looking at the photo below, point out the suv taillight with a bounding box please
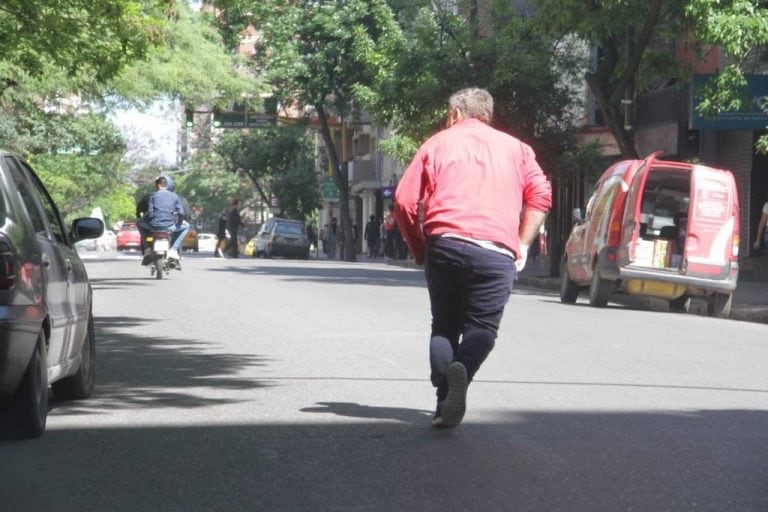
[0,244,17,290]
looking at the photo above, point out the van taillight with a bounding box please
[607,191,628,248]
[732,235,739,258]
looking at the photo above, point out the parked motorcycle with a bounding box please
[145,231,181,279]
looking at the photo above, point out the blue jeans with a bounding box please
[171,221,191,252]
[425,236,517,400]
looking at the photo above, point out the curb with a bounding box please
[388,259,768,325]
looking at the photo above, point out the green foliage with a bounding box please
[531,0,768,156]
[24,113,132,220]
[109,2,263,107]
[685,0,768,118]
[362,1,596,177]
[0,0,170,93]
[213,123,320,221]
[174,151,254,228]
[251,0,403,118]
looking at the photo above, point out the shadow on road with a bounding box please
[39,316,273,419]
[208,263,427,288]
[0,409,765,511]
[301,401,432,424]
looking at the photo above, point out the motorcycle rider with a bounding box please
[137,176,185,265]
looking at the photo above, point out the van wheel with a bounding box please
[559,260,580,304]
[707,293,732,318]
[52,313,96,400]
[669,295,691,313]
[13,332,48,439]
[588,268,612,307]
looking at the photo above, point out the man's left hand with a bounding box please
[515,243,529,272]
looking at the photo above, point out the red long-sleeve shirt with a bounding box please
[395,118,552,264]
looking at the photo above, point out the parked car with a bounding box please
[196,232,217,254]
[182,225,199,252]
[0,150,104,438]
[560,153,740,318]
[254,218,310,258]
[75,229,117,253]
[116,222,141,251]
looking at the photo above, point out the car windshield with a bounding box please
[276,224,304,236]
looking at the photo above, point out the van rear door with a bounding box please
[616,154,658,267]
[683,165,739,279]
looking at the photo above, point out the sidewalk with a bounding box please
[387,256,768,325]
[516,257,768,325]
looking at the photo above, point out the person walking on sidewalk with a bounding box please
[214,209,227,257]
[364,215,381,258]
[395,87,552,428]
[753,198,768,253]
[227,198,242,258]
[383,204,397,258]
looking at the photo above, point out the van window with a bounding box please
[638,168,690,238]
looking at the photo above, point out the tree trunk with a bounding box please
[316,104,356,262]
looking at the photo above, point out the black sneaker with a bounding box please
[440,362,468,428]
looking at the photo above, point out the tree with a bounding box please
[27,113,134,222]
[359,2,604,273]
[214,123,321,221]
[226,0,404,261]
[532,0,768,158]
[108,2,262,107]
[0,2,258,221]
[0,0,171,96]
[173,151,255,229]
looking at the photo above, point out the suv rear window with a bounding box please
[276,223,304,236]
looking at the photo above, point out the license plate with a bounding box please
[154,239,170,252]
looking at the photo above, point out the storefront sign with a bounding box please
[691,74,768,130]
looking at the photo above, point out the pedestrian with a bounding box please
[214,209,227,257]
[395,87,552,428]
[306,223,318,255]
[227,198,242,258]
[326,217,338,259]
[364,215,381,258]
[383,204,397,258]
[753,197,768,253]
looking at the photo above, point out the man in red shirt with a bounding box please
[395,87,552,428]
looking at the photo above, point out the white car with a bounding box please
[196,232,218,253]
[75,229,116,252]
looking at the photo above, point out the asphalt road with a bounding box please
[1,253,767,511]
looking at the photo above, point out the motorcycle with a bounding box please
[144,230,182,279]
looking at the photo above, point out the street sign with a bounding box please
[212,111,276,129]
[322,176,339,200]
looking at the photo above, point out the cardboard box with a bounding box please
[650,239,680,268]
[652,239,668,268]
[634,239,654,266]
